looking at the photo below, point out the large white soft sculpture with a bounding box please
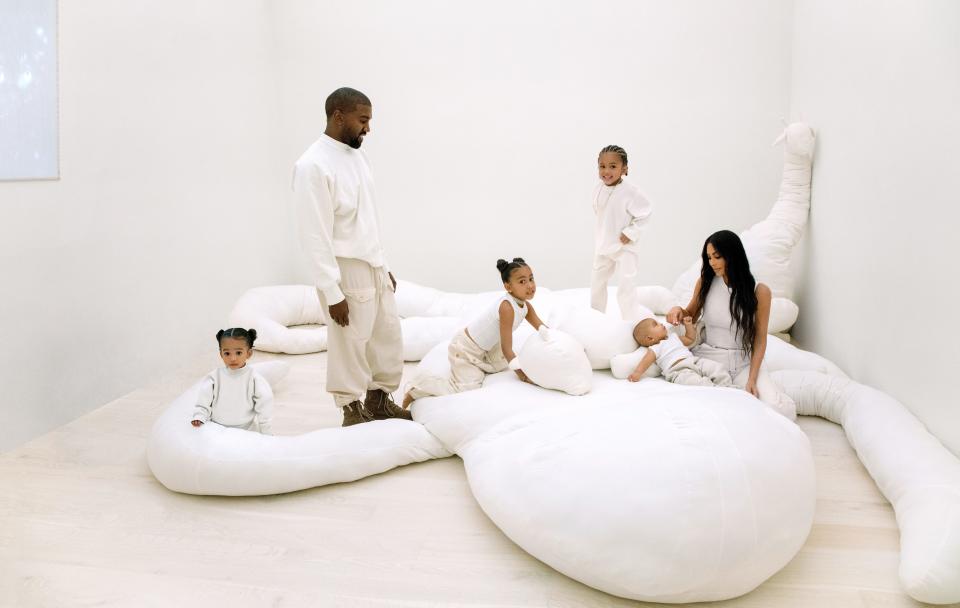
[415,338,453,380]
[553,306,651,370]
[516,326,592,395]
[227,285,328,355]
[397,279,792,366]
[768,297,800,335]
[411,373,815,603]
[632,285,680,315]
[773,370,960,605]
[396,281,798,361]
[400,316,461,361]
[395,280,505,319]
[147,361,450,496]
[227,284,480,359]
[673,122,815,305]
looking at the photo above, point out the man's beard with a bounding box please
[348,134,364,149]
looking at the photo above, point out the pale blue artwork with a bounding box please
[0,0,58,180]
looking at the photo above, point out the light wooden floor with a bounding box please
[0,351,953,608]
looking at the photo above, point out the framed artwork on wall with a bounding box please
[0,0,59,181]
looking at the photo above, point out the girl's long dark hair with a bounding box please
[696,230,758,355]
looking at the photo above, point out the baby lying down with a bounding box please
[628,317,733,388]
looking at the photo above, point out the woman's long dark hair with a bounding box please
[696,230,758,355]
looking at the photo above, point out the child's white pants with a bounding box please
[590,251,641,319]
[406,330,507,399]
[664,357,734,387]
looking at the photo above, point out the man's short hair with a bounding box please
[325,87,371,119]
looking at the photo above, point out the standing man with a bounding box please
[292,87,411,426]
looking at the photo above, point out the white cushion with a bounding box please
[412,373,815,602]
[228,284,485,360]
[634,285,679,315]
[395,280,444,318]
[416,339,452,379]
[395,279,492,318]
[764,334,846,377]
[773,369,960,605]
[400,316,461,361]
[517,326,592,395]
[227,285,328,355]
[769,297,800,334]
[146,361,450,496]
[554,307,649,369]
[610,347,662,379]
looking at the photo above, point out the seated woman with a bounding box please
[666,230,796,420]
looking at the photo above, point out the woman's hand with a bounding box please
[515,369,533,384]
[666,306,685,325]
[745,377,760,399]
[619,233,631,245]
[628,372,642,382]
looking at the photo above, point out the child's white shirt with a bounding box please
[192,365,274,434]
[650,326,692,371]
[593,179,653,257]
[466,294,529,351]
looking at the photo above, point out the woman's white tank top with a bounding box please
[700,276,742,350]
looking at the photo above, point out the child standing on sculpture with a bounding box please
[403,258,546,407]
[191,328,274,434]
[591,145,653,320]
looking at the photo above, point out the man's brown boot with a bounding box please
[342,400,373,427]
[364,389,413,421]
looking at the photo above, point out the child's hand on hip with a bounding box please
[190,420,203,427]
[619,233,631,244]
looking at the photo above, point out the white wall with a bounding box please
[0,0,299,451]
[790,1,960,455]
[272,0,795,293]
